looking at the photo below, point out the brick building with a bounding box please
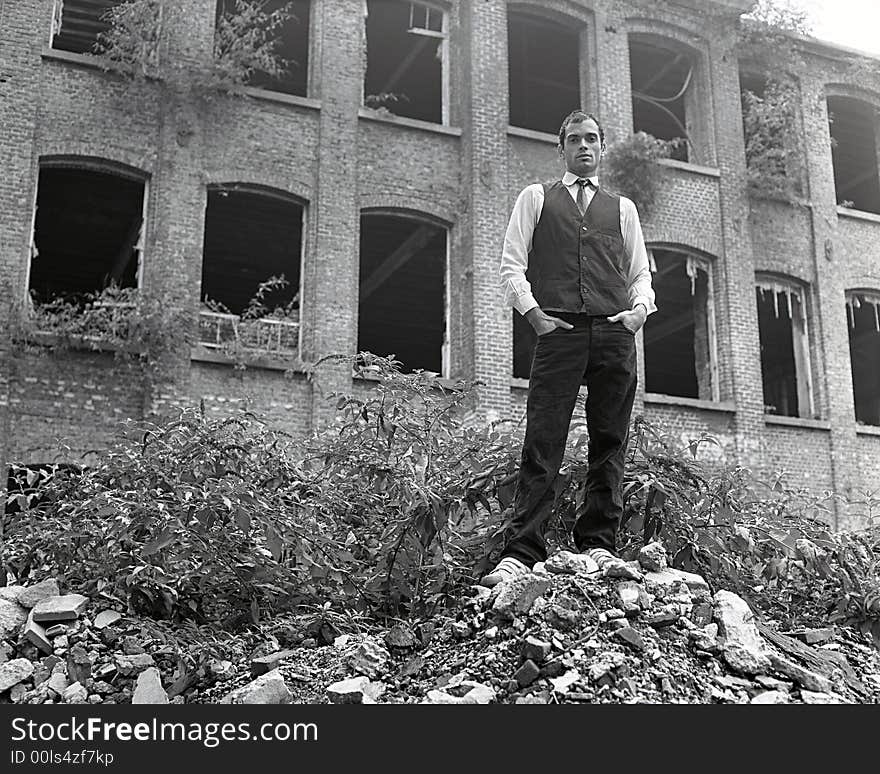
[1,0,879,528]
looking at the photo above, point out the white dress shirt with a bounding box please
[500,171,657,317]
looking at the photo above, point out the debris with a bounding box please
[62,682,89,704]
[638,542,668,572]
[614,627,646,652]
[768,654,833,693]
[92,610,122,630]
[250,649,297,678]
[521,636,552,664]
[31,594,89,623]
[491,573,552,621]
[545,551,600,576]
[18,579,61,609]
[0,599,28,640]
[0,659,35,692]
[514,659,541,688]
[348,638,390,679]
[713,590,771,675]
[132,668,169,704]
[220,669,292,705]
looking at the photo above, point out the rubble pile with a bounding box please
[2,542,879,705]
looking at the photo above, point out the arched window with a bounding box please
[29,160,148,304]
[827,96,880,214]
[200,185,304,354]
[363,0,449,124]
[644,248,717,400]
[628,34,708,164]
[846,290,880,426]
[755,276,815,418]
[508,8,582,135]
[359,212,448,374]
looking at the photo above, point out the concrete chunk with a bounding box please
[491,572,552,621]
[220,669,292,705]
[132,667,169,704]
[545,551,600,576]
[713,590,770,675]
[250,648,297,678]
[31,594,89,623]
[93,610,122,630]
[0,659,35,692]
[0,599,28,640]
[18,578,61,609]
[23,611,53,655]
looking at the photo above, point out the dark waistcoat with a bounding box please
[528,181,629,315]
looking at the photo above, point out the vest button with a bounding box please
[582,226,588,231]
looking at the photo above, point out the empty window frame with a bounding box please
[200,186,304,351]
[28,163,147,304]
[629,36,696,163]
[827,96,880,214]
[359,213,448,374]
[846,291,880,426]
[756,278,814,418]
[50,0,121,54]
[363,0,448,124]
[215,0,310,96]
[508,9,580,135]
[644,249,718,400]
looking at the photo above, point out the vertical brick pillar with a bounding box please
[459,0,510,422]
[707,32,765,467]
[302,0,362,427]
[801,77,861,529]
[142,0,215,420]
[0,0,50,503]
[594,4,641,414]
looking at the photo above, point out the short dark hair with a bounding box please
[557,110,605,147]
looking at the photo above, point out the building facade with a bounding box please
[1,0,879,528]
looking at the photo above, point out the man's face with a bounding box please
[558,119,603,177]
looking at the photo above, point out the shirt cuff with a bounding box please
[513,293,539,317]
[631,296,656,316]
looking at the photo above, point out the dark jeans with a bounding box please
[502,313,637,567]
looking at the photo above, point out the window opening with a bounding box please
[200,187,303,354]
[827,96,880,214]
[215,0,310,96]
[51,0,120,54]
[644,249,717,400]
[28,165,146,304]
[756,278,814,418]
[508,10,580,135]
[363,0,447,124]
[359,213,447,374]
[846,291,880,425]
[629,37,693,162]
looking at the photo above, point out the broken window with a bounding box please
[28,163,146,304]
[846,291,880,426]
[756,278,814,418]
[508,9,580,135]
[827,96,880,214]
[200,186,303,353]
[359,213,448,374]
[50,0,121,54]
[215,0,310,96]
[629,36,695,162]
[363,0,447,124]
[644,249,717,400]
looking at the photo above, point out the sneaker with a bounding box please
[585,547,643,581]
[480,557,529,588]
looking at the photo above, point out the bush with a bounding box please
[602,132,680,217]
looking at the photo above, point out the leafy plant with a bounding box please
[11,284,189,371]
[94,0,163,78]
[602,132,681,217]
[212,0,295,91]
[741,78,804,201]
[92,0,294,94]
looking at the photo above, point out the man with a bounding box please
[482,110,656,587]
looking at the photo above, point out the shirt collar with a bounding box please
[562,171,599,188]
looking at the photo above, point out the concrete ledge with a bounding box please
[240,87,320,111]
[763,414,831,431]
[510,377,529,391]
[190,346,305,373]
[41,48,107,71]
[644,393,735,413]
[837,206,880,224]
[856,424,880,437]
[507,125,557,144]
[358,108,462,137]
[658,158,721,178]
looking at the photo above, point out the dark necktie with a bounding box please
[576,178,591,216]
